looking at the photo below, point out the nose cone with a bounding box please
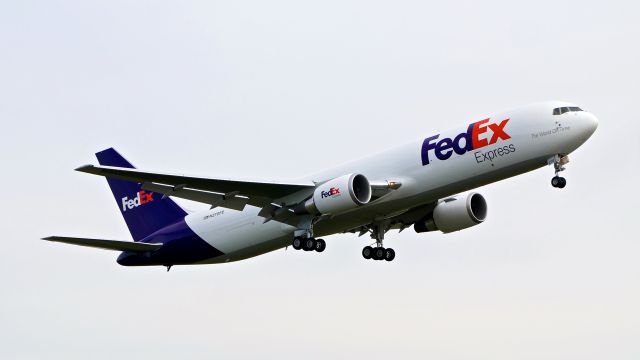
[582,112,599,137]
[585,113,598,134]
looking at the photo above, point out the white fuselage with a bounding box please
[185,101,599,263]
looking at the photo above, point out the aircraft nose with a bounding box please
[585,112,598,131]
[581,112,599,137]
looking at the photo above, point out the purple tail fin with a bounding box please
[95,148,187,241]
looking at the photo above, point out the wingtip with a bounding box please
[75,164,95,172]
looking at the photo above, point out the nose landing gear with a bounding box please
[549,154,569,189]
[551,176,566,188]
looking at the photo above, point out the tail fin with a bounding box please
[96,148,187,241]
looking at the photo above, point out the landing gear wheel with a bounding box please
[551,176,567,188]
[373,247,386,261]
[292,237,303,250]
[362,246,373,259]
[384,248,396,262]
[314,239,326,252]
[303,238,317,251]
[558,177,566,188]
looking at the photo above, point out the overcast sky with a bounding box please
[1,1,639,359]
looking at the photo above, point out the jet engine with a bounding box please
[414,192,487,233]
[295,174,372,215]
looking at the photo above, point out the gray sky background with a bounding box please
[1,1,639,359]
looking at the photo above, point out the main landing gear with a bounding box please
[549,154,569,189]
[362,246,395,261]
[292,237,326,252]
[291,216,326,253]
[361,223,396,262]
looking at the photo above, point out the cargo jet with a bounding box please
[44,101,598,268]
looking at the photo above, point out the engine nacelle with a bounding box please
[296,174,372,215]
[414,192,488,233]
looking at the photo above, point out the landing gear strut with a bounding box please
[362,224,396,262]
[549,154,568,189]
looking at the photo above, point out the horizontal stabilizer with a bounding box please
[42,236,162,252]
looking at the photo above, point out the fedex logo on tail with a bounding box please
[121,190,154,212]
[421,118,511,165]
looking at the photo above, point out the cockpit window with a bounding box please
[553,106,583,115]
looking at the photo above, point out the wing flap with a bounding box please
[42,236,162,252]
[258,203,297,226]
[141,182,256,211]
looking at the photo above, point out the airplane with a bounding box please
[43,101,598,269]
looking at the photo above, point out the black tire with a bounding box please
[304,238,317,251]
[374,247,385,260]
[384,248,396,262]
[558,177,567,188]
[551,176,560,188]
[362,246,373,259]
[315,239,326,252]
[292,237,303,250]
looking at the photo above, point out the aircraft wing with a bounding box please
[42,236,163,252]
[75,164,315,225]
[76,165,315,199]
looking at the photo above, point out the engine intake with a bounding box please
[295,174,372,215]
[414,192,487,233]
